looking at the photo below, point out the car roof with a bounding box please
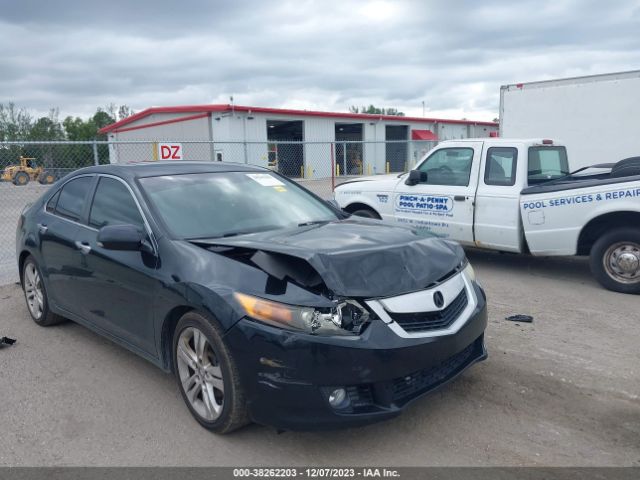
[70,161,269,180]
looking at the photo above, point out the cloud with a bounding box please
[1,0,639,121]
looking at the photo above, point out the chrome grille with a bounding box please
[386,289,468,333]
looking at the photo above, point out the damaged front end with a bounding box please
[189,220,466,337]
[234,292,371,336]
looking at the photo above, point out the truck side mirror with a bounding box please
[405,170,427,186]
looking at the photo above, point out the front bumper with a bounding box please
[224,282,488,431]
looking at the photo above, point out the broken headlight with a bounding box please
[234,292,369,336]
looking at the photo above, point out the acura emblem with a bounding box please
[433,291,445,308]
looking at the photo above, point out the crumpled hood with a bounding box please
[191,218,465,298]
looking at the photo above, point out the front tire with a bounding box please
[13,172,29,186]
[21,256,66,326]
[173,311,250,434]
[590,228,640,294]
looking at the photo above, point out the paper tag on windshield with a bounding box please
[246,173,285,187]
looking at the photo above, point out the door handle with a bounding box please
[75,241,92,255]
[454,195,466,201]
[37,223,48,234]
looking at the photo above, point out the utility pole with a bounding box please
[422,100,425,117]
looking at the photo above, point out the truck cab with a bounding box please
[334,138,640,293]
[335,138,568,253]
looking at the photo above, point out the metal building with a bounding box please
[99,104,498,176]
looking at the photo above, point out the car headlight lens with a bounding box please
[234,292,369,336]
[463,261,477,282]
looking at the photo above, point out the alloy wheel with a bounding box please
[176,327,225,421]
[24,263,44,319]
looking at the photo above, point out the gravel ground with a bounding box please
[0,249,638,466]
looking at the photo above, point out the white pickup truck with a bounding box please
[334,138,640,294]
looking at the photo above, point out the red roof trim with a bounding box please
[107,112,210,134]
[411,129,438,141]
[99,104,498,134]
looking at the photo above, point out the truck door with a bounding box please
[393,142,481,244]
[473,145,523,252]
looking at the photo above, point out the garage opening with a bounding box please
[386,125,408,172]
[335,123,363,176]
[267,120,304,177]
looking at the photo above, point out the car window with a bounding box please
[417,148,474,186]
[89,177,145,229]
[46,190,61,213]
[139,171,339,239]
[485,147,517,186]
[54,176,93,221]
[528,146,569,184]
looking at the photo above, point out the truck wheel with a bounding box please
[13,172,29,186]
[350,208,381,219]
[590,228,640,294]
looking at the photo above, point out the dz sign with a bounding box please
[157,142,183,160]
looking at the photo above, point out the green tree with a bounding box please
[0,102,33,141]
[0,103,33,167]
[28,109,64,141]
[349,105,405,116]
[23,109,64,168]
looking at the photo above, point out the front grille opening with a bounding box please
[392,340,476,402]
[336,335,484,412]
[387,288,468,333]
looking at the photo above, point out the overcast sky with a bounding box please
[2,0,639,121]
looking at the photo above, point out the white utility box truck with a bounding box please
[499,70,640,169]
[334,138,640,294]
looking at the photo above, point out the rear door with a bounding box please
[71,175,159,355]
[39,175,95,311]
[473,145,525,252]
[392,142,482,244]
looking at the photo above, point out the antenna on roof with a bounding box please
[230,95,234,113]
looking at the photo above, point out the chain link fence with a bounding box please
[0,139,436,284]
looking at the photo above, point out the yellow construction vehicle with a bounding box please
[1,156,56,186]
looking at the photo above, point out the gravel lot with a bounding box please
[0,249,638,466]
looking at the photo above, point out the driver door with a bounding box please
[392,142,482,244]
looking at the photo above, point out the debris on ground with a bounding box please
[0,336,16,348]
[505,314,534,323]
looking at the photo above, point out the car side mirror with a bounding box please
[405,170,428,186]
[97,224,147,251]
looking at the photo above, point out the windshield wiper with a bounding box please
[187,225,282,241]
[297,220,331,228]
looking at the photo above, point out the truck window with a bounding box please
[528,146,569,184]
[485,147,517,186]
[417,147,474,186]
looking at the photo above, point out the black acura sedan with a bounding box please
[16,161,487,433]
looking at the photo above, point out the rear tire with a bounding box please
[21,256,66,326]
[590,228,640,294]
[13,172,29,186]
[610,157,640,178]
[350,208,381,219]
[38,171,56,184]
[173,311,250,434]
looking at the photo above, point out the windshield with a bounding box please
[139,171,339,239]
